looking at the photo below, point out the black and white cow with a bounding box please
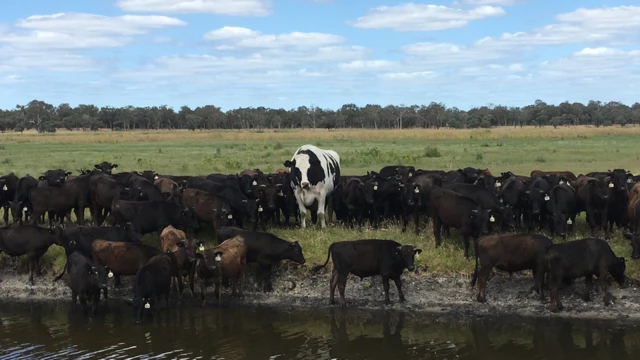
[284,144,340,229]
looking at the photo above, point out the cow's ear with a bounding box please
[457,169,464,174]
[112,164,118,168]
[289,241,299,248]
[39,176,46,181]
[65,172,72,177]
[94,164,100,169]
[620,257,626,263]
[284,160,295,168]
[396,246,402,253]
[414,249,422,255]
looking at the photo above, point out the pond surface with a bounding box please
[0,300,639,359]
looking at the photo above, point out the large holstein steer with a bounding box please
[216,226,305,292]
[284,144,341,229]
[195,236,247,307]
[546,238,626,312]
[470,234,552,303]
[312,239,421,307]
[0,225,63,285]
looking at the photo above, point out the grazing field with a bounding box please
[1,126,640,280]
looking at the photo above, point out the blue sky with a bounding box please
[0,0,638,110]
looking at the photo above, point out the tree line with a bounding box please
[0,99,638,133]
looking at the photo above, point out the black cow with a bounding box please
[629,200,640,259]
[128,176,164,202]
[94,162,118,175]
[576,178,609,237]
[445,167,482,184]
[546,238,626,312]
[333,178,376,227]
[429,187,490,258]
[9,174,38,225]
[546,184,577,239]
[29,173,93,226]
[444,183,515,232]
[312,239,421,307]
[497,173,528,228]
[186,178,256,229]
[378,166,416,183]
[1,173,19,224]
[90,173,132,225]
[369,173,403,227]
[471,234,552,303]
[216,226,305,292]
[399,182,421,234]
[525,177,553,232]
[607,169,632,231]
[0,225,63,284]
[132,254,174,324]
[59,224,142,258]
[39,169,72,187]
[109,200,199,235]
[54,252,102,315]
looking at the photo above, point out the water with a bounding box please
[1,301,639,360]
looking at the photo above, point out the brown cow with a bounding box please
[239,169,263,177]
[154,178,182,202]
[530,170,577,181]
[92,239,166,298]
[627,183,640,231]
[195,235,247,307]
[181,188,232,228]
[160,225,200,295]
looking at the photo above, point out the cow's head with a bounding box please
[393,166,416,182]
[550,211,570,238]
[196,249,223,274]
[39,169,71,186]
[587,179,609,204]
[179,207,200,233]
[9,200,26,223]
[609,256,626,285]
[608,169,632,193]
[526,188,549,215]
[499,205,516,230]
[212,202,234,230]
[470,208,491,236]
[400,182,421,208]
[283,240,305,264]
[361,179,376,205]
[94,161,118,175]
[458,167,480,184]
[95,266,110,291]
[255,184,278,211]
[284,151,323,190]
[396,245,422,272]
[168,240,197,269]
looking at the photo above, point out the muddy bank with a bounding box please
[2,265,640,321]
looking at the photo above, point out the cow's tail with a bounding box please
[311,243,335,273]
[53,258,69,282]
[470,239,480,288]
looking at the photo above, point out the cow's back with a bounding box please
[92,240,161,276]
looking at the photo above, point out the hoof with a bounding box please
[477,296,486,303]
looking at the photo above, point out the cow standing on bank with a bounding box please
[284,145,341,229]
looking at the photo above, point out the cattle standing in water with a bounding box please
[284,144,341,229]
[54,252,102,316]
[160,225,200,295]
[0,225,63,285]
[195,236,247,307]
[216,227,305,292]
[471,234,552,303]
[429,187,490,258]
[546,238,626,312]
[132,254,174,324]
[312,239,421,307]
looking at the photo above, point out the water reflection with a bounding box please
[0,300,638,360]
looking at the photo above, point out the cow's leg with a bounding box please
[92,292,100,315]
[393,277,405,303]
[549,272,564,312]
[262,265,273,292]
[2,206,8,224]
[534,263,546,301]
[584,274,593,302]
[382,276,392,305]
[477,265,492,303]
[200,281,207,308]
[79,294,89,316]
[413,209,420,235]
[401,210,408,233]
[463,235,471,259]
[297,202,307,229]
[215,280,222,304]
[71,291,78,307]
[338,275,348,308]
[28,257,35,286]
[599,265,613,306]
[330,269,339,305]
[317,196,327,229]
[433,217,442,248]
[177,274,185,296]
[114,275,122,287]
[188,270,196,296]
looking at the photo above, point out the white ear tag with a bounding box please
[144,302,151,309]
[489,215,495,222]
[373,185,378,191]
[499,198,503,203]
[414,188,420,193]
[2,185,7,191]
[258,206,263,212]
[215,254,222,262]
[227,214,233,219]
[609,183,614,188]
[23,207,28,212]
[567,219,573,225]
[415,254,420,259]
[544,195,550,201]
[154,175,159,180]
[252,181,257,186]
[199,245,205,251]
[107,271,114,278]
[627,178,633,183]
[408,173,413,177]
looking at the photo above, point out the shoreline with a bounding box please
[2,267,640,322]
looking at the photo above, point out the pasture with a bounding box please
[1,126,640,279]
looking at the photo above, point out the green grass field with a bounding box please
[2,126,640,279]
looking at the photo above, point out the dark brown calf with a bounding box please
[195,236,247,307]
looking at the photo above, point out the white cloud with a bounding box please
[338,60,396,71]
[539,47,640,79]
[117,0,271,16]
[379,71,436,80]
[204,26,345,48]
[458,0,518,6]
[348,3,505,31]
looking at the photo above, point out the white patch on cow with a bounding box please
[489,215,495,223]
[2,185,6,191]
[252,180,257,186]
[373,185,378,191]
[414,188,420,193]
[108,271,114,278]
[154,175,159,180]
[544,195,550,201]
[609,183,614,188]
[145,302,151,309]
[23,207,28,212]
[199,245,205,252]
[495,181,501,188]
[567,219,573,225]
[227,214,233,219]
[215,254,222,262]
[258,206,263,212]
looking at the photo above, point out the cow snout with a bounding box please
[532,209,540,215]
[407,265,415,271]
[301,181,310,190]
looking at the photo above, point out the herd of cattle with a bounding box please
[0,144,638,322]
